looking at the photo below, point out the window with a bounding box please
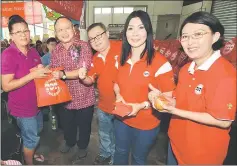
[114,7,123,14]
[102,8,111,14]
[94,8,101,14]
[134,7,147,12]
[124,7,133,13]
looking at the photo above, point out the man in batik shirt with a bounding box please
[50,16,95,164]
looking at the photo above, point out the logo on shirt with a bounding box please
[195,84,204,95]
[34,59,38,62]
[143,71,150,77]
[227,103,233,110]
[45,79,61,96]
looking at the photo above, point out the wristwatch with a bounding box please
[61,70,67,80]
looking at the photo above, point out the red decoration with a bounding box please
[38,0,83,21]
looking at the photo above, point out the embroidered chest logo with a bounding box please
[227,103,233,110]
[195,84,204,95]
[45,79,61,96]
[34,59,38,62]
[143,71,150,77]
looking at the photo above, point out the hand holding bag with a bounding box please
[32,67,72,107]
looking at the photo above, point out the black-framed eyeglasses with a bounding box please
[89,31,106,43]
[10,29,30,36]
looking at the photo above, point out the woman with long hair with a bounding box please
[113,10,175,165]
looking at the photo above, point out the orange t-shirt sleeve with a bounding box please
[151,53,176,92]
[206,77,236,121]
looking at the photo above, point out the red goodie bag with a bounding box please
[32,67,72,107]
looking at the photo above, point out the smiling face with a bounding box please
[10,22,30,47]
[88,26,109,53]
[180,23,220,60]
[55,18,75,43]
[126,17,147,48]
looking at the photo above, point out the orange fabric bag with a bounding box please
[32,67,72,107]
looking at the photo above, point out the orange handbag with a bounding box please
[32,67,72,107]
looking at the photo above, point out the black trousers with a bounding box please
[224,122,237,165]
[62,105,94,149]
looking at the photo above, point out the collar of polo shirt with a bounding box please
[97,53,106,62]
[126,52,147,65]
[188,50,221,74]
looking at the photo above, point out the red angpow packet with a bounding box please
[112,102,132,117]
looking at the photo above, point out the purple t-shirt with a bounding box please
[1,43,41,117]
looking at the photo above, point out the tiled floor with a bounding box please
[36,112,165,165]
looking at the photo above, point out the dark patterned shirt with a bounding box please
[50,37,95,110]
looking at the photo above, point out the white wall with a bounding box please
[86,1,183,34]
[84,1,213,40]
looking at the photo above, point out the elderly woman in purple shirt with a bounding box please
[1,15,51,165]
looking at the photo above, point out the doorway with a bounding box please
[156,14,180,40]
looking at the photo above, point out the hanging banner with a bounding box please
[1,2,25,27]
[1,1,42,27]
[2,2,25,18]
[38,0,83,21]
[42,5,62,21]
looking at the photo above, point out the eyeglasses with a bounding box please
[89,31,106,43]
[179,31,210,42]
[10,30,30,36]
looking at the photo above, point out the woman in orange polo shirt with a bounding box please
[113,10,175,165]
[150,12,236,165]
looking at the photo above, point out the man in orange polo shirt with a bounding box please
[78,22,122,165]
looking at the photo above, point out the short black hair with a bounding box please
[54,16,72,27]
[74,24,79,27]
[46,37,57,44]
[179,11,225,50]
[36,40,42,45]
[8,15,28,33]
[87,22,107,33]
[121,10,154,66]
